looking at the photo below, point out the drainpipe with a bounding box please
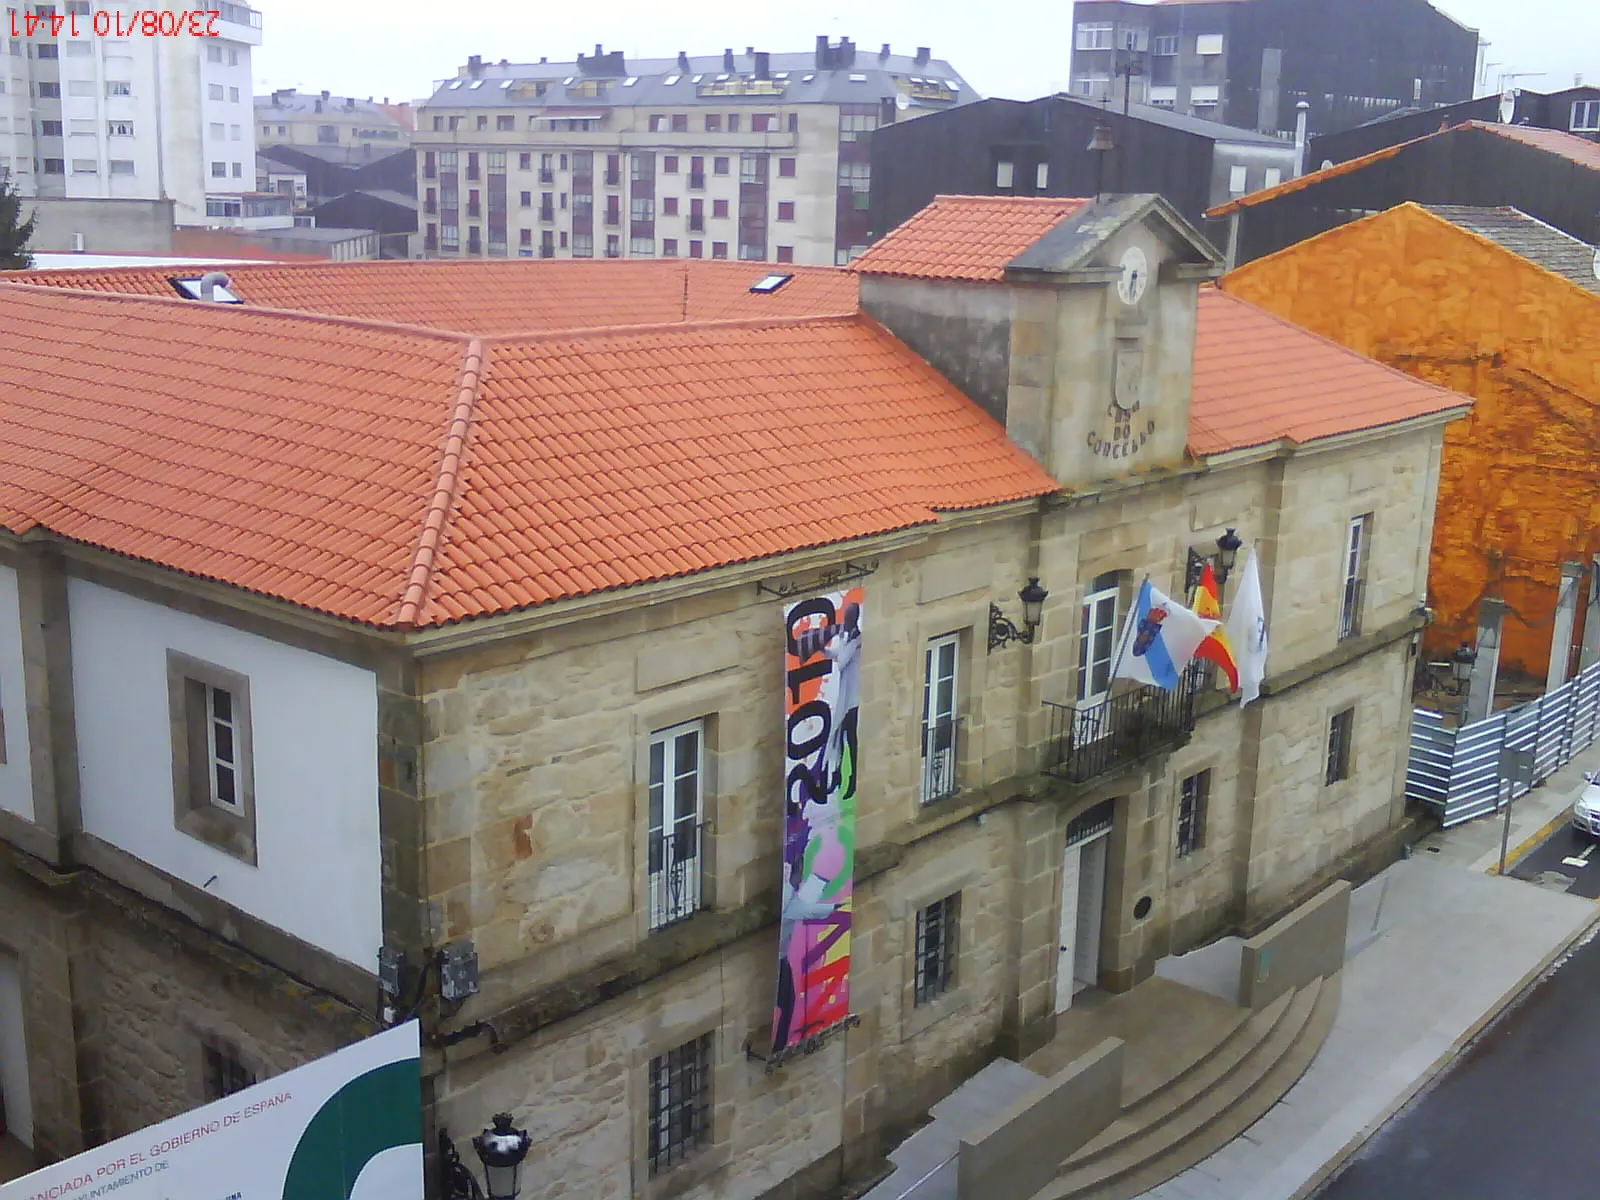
[1292,100,1310,177]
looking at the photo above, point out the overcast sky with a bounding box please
[253,0,1596,110]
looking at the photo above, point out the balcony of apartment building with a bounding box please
[538,201,555,223]
[1042,668,1200,786]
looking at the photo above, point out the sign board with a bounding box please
[1,1022,422,1200]
[772,588,862,1065]
[1500,747,1535,789]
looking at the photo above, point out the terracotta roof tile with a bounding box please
[0,284,1056,627]
[1188,288,1468,455]
[3,258,857,335]
[850,194,1091,282]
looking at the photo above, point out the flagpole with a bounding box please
[1106,574,1147,689]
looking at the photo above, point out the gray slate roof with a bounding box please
[1422,205,1600,295]
[423,48,976,113]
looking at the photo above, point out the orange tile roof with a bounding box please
[0,284,1056,627]
[1207,120,1600,218]
[1,258,858,336]
[1186,288,1468,455]
[850,195,1092,282]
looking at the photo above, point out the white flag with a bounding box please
[1113,579,1219,691]
[1225,548,1269,706]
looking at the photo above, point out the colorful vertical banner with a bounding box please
[772,587,863,1061]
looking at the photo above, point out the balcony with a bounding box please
[604,170,621,187]
[539,205,554,222]
[466,205,481,219]
[539,169,554,184]
[920,717,961,805]
[1339,579,1365,642]
[423,200,437,215]
[688,172,706,190]
[647,821,704,930]
[604,211,620,227]
[1042,672,1197,785]
[688,216,705,233]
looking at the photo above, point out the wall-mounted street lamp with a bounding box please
[440,1114,533,1200]
[989,577,1049,653]
[1214,528,1243,584]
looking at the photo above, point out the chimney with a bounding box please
[915,46,931,66]
[198,271,231,303]
[816,35,829,69]
[1293,100,1311,176]
[467,54,482,77]
[754,51,770,79]
[880,42,891,59]
[723,48,735,72]
[540,56,548,64]
[314,98,322,112]
[677,50,690,70]
[745,45,754,56]
[841,37,855,66]
[321,89,330,101]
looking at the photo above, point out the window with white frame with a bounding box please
[168,651,255,863]
[1076,22,1114,50]
[1229,165,1249,194]
[995,160,1014,189]
[1077,573,1120,706]
[1195,33,1224,55]
[1149,85,1178,107]
[1339,514,1370,641]
[1573,100,1600,132]
[1190,84,1220,106]
[1264,166,1283,188]
[1036,162,1049,189]
[922,635,960,804]
[1153,34,1179,55]
[647,719,705,930]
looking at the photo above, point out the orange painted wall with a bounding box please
[1223,203,1600,680]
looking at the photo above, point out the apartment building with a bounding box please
[0,0,261,227]
[1068,0,1477,137]
[414,38,974,266]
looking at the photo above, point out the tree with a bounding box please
[0,173,36,270]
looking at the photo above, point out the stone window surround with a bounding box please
[166,650,257,866]
[1339,509,1375,643]
[906,608,986,823]
[1322,699,1360,794]
[892,861,980,1041]
[631,680,738,935]
[629,1016,732,1198]
[1174,767,1211,860]
[1074,565,1133,705]
[181,1014,263,1111]
[1168,753,1223,884]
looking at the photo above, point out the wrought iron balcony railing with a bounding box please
[1043,671,1197,785]
[1339,579,1366,642]
[921,716,961,805]
[647,821,704,931]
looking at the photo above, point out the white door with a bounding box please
[1054,842,1082,1014]
[0,952,31,1148]
[1074,836,1109,990]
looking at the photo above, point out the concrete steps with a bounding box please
[1032,973,1341,1200]
[863,1058,1044,1200]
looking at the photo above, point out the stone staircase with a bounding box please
[1031,972,1342,1200]
[862,1058,1047,1200]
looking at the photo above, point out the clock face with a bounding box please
[1117,246,1149,306]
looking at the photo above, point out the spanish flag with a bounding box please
[1192,562,1240,692]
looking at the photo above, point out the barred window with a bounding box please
[1176,770,1209,858]
[1326,708,1354,785]
[201,1038,255,1102]
[648,1033,712,1175]
[914,893,960,1005]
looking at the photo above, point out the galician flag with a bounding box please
[1192,561,1240,692]
[1113,579,1219,691]
[1225,548,1269,706]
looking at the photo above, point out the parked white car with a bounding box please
[1572,772,1600,838]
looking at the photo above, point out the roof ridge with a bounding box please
[0,279,477,343]
[1408,203,1600,302]
[477,310,861,345]
[394,337,486,628]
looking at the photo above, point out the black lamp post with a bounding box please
[989,577,1050,652]
[1450,642,1477,695]
[1215,528,1243,584]
[441,1114,532,1200]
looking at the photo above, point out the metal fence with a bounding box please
[1406,659,1600,827]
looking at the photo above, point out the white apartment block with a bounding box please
[415,38,975,267]
[0,0,262,226]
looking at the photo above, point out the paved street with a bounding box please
[1317,922,1600,1199]
[1510,818,1600,899]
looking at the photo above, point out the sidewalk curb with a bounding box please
[1288,900,1600,1200]
[1489,808,1574,876]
